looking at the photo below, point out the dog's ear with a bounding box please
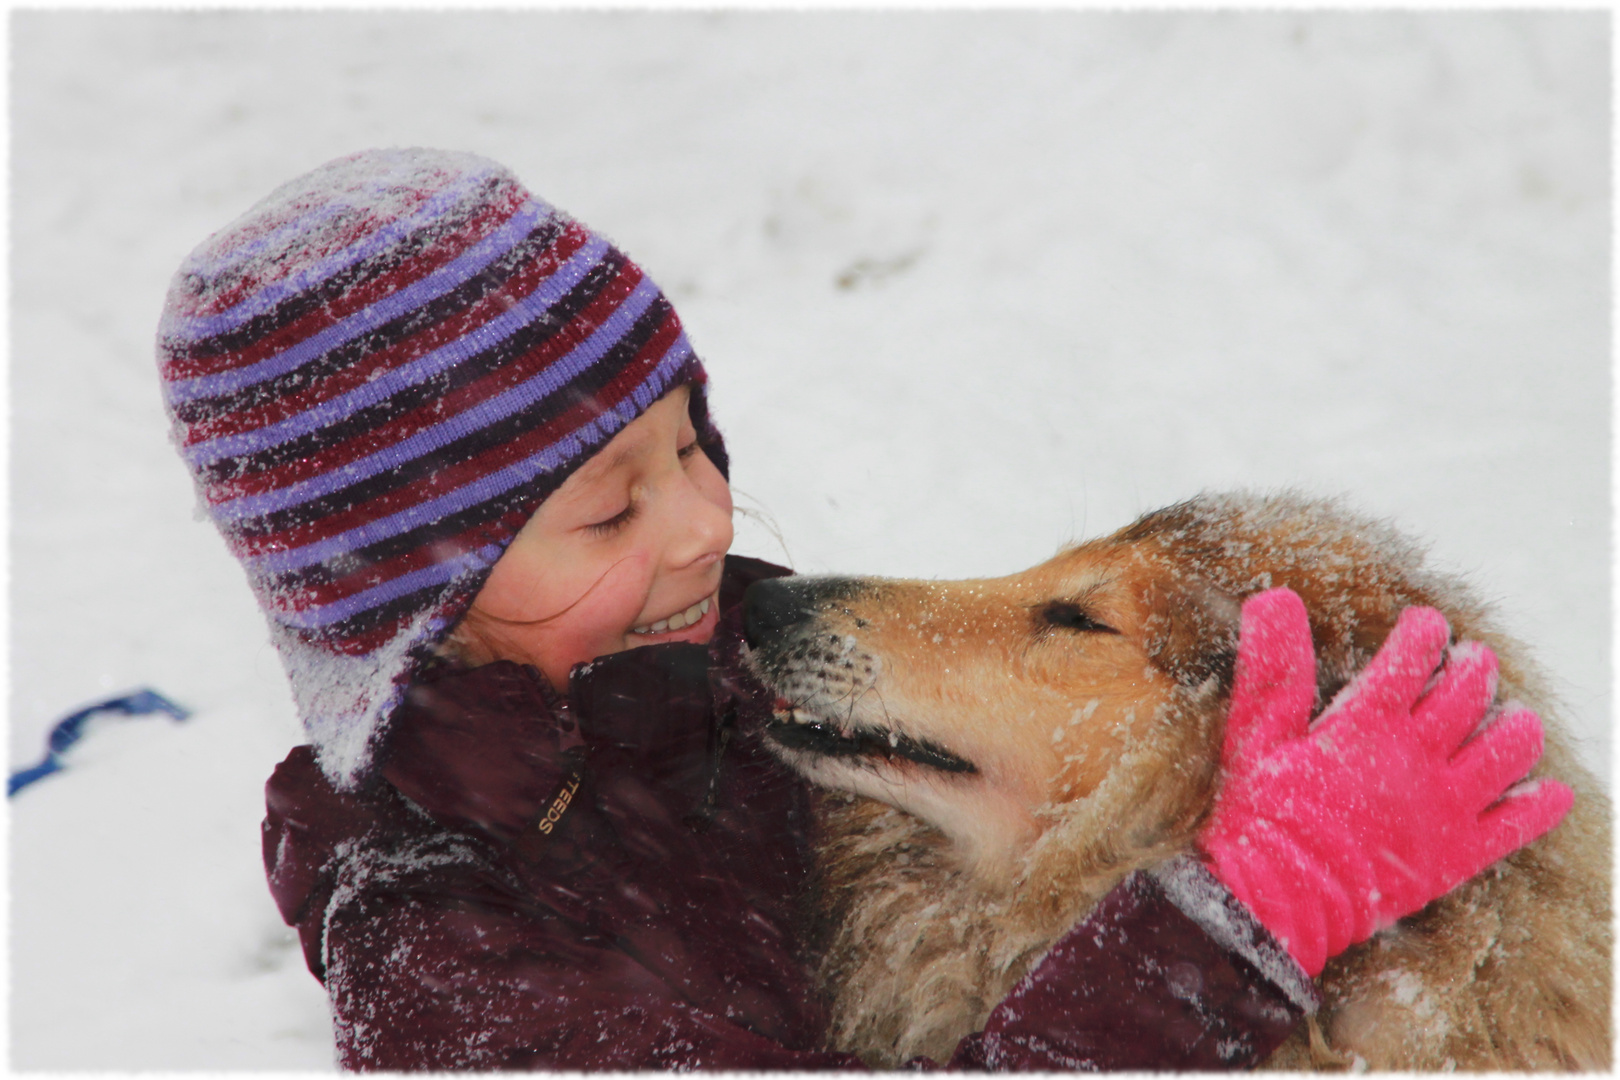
[1133,569,1242,694]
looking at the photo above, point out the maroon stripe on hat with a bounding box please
[225,302,682,563]
[264,484,539,605]
[162,181,530,378]
[271,514,509,618]
[176,220,589,444]
[185,196,429,319]
[305,585,463,657]
[284,497,559,657]
[295,601,415,657]
[203,256,644,505]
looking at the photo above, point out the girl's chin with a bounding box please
[622,592,721,649]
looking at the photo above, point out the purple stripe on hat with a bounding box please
[167,164,508,343]
[270,542,505,631]
[239,339,692,579]
[167,199,559,409]
[200,200,351,286]
[183,231,612,469]
[212,274,667,526]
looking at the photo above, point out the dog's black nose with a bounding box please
[743,579,818,648]
[744,576,868,649]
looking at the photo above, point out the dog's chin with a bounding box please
[765,709,1039,883]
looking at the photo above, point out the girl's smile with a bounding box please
[629,594,716,637]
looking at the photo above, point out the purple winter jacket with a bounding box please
[263,555,1316,1070]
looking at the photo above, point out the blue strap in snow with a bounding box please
[8,689,192,797]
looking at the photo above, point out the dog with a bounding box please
[742,492,1611,1070]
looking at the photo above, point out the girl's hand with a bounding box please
[1197,588,1573,976]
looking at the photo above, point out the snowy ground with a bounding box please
[9,11,1609,1070]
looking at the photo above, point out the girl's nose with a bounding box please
[664,466,733,571]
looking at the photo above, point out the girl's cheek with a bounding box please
[581,567,655,640]
[547,552,657,647]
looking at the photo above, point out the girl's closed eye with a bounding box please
[586,502,638,536]
[677,439,701,462]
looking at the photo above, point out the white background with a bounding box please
[10,11,1609,1069]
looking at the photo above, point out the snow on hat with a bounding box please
[157,147,725,788]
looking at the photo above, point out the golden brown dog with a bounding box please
[743,492,1611,1070]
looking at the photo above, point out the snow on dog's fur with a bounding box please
[745,492,1611,1070]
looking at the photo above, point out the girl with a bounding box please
[157,148,1569,1070]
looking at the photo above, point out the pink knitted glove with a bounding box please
[1198,588,1574,977]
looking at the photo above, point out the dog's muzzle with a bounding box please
[742,577,977,776]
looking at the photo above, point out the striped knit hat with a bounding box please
[157,148,725,788]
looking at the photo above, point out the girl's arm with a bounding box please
[952,857,1313,1069]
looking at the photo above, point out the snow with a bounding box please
[9,10,1608,1070]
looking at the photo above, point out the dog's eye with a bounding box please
[1038,601,1118,635]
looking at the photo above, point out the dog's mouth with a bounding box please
[765,702,978,775]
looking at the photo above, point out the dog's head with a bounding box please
[744,492,1459,881]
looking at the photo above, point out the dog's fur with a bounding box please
[747,492,1611,1070]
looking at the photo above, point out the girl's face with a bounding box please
[454,384,733,688]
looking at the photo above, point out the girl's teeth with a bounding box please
[633,597,711,635]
